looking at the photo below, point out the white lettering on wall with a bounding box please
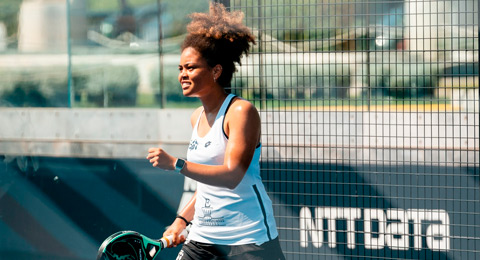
[323,207,361,249]
[299,207,450,251]
[386,209,409,250]
[300,207,322,248]
[364,208,386,249]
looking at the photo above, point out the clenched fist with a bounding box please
[146,148,176,170]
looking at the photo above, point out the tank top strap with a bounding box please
[215,94,236,121]
[192,94,236,136]
[192,108,204,134]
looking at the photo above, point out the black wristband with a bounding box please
[176,215,191,226]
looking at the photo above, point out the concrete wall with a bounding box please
[0,108,194,159]
[1,108,478,166]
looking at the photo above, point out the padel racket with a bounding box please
[96,229,188,260]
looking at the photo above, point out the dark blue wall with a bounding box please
[1,156,478,259]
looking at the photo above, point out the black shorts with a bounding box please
[176,237,286,260]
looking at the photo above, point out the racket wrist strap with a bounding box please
[176,215,191,226]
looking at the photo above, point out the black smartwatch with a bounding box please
[175,158,186,173]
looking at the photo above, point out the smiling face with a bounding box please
[178,47,216,97]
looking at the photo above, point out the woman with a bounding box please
[146,3,285,259]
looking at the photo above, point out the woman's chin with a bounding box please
[182,90,197,98]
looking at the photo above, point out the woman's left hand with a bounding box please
[163,218,189,247]
[146,148,176,170]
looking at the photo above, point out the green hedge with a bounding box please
[232,63,352,99]
[0,58,440,108]
[368,63,440,98]
[0,65,138,107]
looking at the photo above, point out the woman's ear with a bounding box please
[213,64,223,80]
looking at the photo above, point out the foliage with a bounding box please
[368,62,440,98]
[0,65,139,107]
[0,0,22,35]
[232,57,352,100]
[88,0,155,12]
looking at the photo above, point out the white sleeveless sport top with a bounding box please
[186,94,278,245]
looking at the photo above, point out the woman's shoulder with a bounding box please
[225,96,261,142]
[227,96,260,123]
[230,96,258,114]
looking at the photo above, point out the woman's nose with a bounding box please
[180,69,187,78]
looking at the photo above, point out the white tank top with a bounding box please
[186,94,278,245]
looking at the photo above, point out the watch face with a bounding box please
[175,159,185,172]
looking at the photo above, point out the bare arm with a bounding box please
[163,191,196,246]
[147,99,260,189]
[180,99,260,189]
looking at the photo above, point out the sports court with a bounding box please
[0,0,479,259]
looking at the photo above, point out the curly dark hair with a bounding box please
[181,3,255,90]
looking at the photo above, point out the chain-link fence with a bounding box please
[221,0,479,259]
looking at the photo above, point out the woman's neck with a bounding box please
[199,90,228,115]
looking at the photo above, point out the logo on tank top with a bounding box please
[198,198,225,226]
[188,139,198,150]
[205,141,211,148]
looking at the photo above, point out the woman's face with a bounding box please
[178,47,215,97]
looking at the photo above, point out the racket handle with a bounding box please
[160,229,188,249]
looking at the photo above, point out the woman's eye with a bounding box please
[178,65,195,72]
